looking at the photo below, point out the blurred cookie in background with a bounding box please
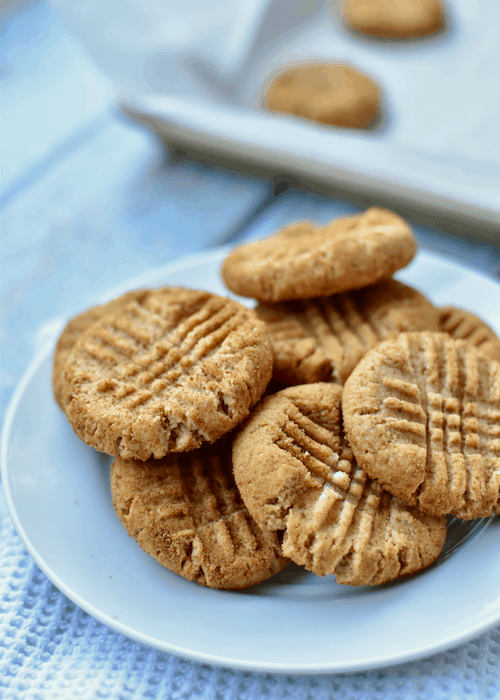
[340,0,444,39]
[265,63,380,129]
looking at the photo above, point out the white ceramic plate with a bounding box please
[2,246,500,674]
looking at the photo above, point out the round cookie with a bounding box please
[53,289,147,409]
[343,332,500,519]
[233,383,447,585]
[62,287,273,460]
[111,435,289,590]
[265,63,380,129]
[220,207,417,303]
[438,306,500,363]
[341,0,444,39]
[256,278,439,385]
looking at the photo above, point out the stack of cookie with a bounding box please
[53,207,500,590]
[54,287,289,590]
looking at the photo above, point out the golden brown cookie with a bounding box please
[111,435,289,589]
[265,63,380,128]
[53,290,148,409]
[343,332,500,519]
[256,278,439,385]
[221,208,417,303]
[62,287,272,460]
[341,0,444,39]
[233,384,447,585]
[438,306,500,364]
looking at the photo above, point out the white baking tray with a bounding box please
[121,0,500,232]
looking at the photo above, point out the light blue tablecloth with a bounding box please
[1,2,499,698]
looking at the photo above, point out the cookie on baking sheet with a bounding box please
[343,332,500,519]
[341,0,444,39]
[53,290,148,409]
[256,278,439,385]
[220,207,416,303]
[233,383,447,585]
[111,435,289,590]
[265,63,380,129]
[62,287,272,461]
[438,306,500,364]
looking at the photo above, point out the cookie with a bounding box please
[233,384,447,585]
[341,0,444,39]
[256,278,439,385]
[53,290,147,409]
[220,207,417,302]
[439,306,500,363]
[343,332,500,519]
[111,435,289,589]
[265,63,380,128]
[62,287,273,460]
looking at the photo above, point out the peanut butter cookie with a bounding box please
[53,290,147,409]
[341,0,444,39]
[256,278,439,385]
[111,435,288,589]
[62,287,272,460]
[221,207,417,302]
[265,63,380,128]
[439,306,500,363]
[233,383,447,585]
[343,332,500,519]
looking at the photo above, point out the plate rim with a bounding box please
[2,245,500,674]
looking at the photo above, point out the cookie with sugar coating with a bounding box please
[341,0,444,39]
[256,278,439,385]
[221,207,417,303]
[233,383,447,585]
[61,287,273,461]
[343,332,500,519]
[265,63,380,128]
[111,434,289,590]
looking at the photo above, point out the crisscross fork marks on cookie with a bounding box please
[302,465,368,575]
[64,288,272,460]
[303,293,387,381]
[111,443,288,589]
[234,382,447,583]
[421,334,500,516]
[75,293,262,418]
[177,447,284,579]
[79,309,162,372]
[330,475,390,585]
[318,294,381,356]
[90,298,243,408]
[359,333,500,517]
[257,280,437,386]
[81,297,171,367]
[275,401,350,488]
[178,442,269,568]
[380,372,426,441]
[146,299,242,380]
